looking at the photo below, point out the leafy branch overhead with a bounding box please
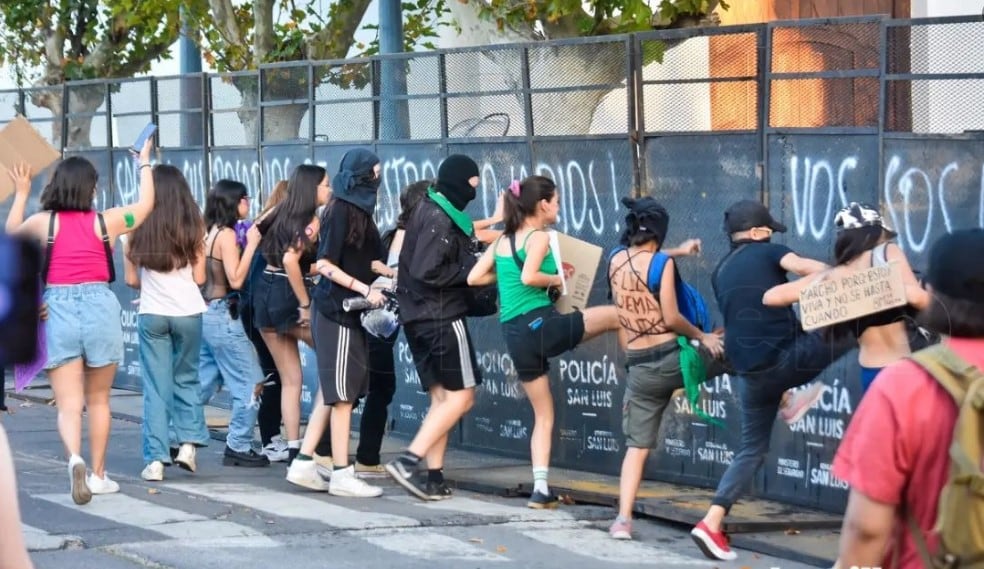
[185,0,450,90]
[466,0,727,38]
[0,0,184,86]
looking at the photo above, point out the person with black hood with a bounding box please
[285,148,386,498]
[690,199,857,561]
[604,196,726,540]
[467,175,619,509]
[385,154,487,501]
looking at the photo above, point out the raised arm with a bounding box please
[4,164,47,242]
[780,252,829,276]
[884,242,930,310]
[102,138,155,240]
[762,271,826,307]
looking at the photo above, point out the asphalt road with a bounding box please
[4,400,815,569]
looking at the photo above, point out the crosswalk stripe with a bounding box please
[166,482,420,529]
[402,495,574,522]
[34,493,276,547]
[364,530,510,562]
[515,523,713,566]
[21,524,80,552]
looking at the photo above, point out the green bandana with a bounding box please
[678,336,723,428]
[428,188,474,236]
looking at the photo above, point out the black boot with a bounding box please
[223,446,270,467]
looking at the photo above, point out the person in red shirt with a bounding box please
[833,228,984,569]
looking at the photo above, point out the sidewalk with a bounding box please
[7,382,840,567]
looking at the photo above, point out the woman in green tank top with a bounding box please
[468,175,618,510]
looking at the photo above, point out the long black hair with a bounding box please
[259,164,326,266]
[204,179,248,230]
[127,165,204,272]
[40,156,99,212]
[502,175,556,235]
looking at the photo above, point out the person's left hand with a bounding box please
[677,238,702,256]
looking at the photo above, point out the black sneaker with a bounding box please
[223,446,271,468]
[385,459,429,501]
[287,447,300,466]
[425,480,453,501]
[527,490,560,510]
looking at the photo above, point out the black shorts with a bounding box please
[312,307,369,405]
[503,305,585,382]
[404,318,482,392]
[251,270,310,334]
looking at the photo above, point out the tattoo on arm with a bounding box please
[124,211,135,229]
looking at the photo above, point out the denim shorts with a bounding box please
[43,283,124,370]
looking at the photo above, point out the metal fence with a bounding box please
[2,14,982,514]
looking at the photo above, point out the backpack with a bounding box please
[871,243,940,351]
[607,246,714,333]
[905,344,984,569]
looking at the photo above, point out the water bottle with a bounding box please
[342,296,374,312]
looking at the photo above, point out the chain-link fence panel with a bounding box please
[210,73,257,147]
[444,47,525,138]
[313,61,373,143]
[887,18,984,134]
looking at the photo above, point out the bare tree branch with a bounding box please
[208,0,244,47]
[254,0,275,64]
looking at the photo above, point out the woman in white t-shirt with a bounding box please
[123,165,208,482]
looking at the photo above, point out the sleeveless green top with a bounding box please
[494,230,559,322]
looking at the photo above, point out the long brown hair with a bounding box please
[127,165,204,272]
[260,179,288,218]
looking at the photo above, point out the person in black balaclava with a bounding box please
[386,154,486,501]
[286,148,389,497]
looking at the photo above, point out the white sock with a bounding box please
[533,467,549,495]
[288,440,301,449]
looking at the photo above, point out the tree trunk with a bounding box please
[31,82,107,149]
[236,85,309,143]
[444,4,632,135]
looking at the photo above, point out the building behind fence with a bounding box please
[2,14,982,514]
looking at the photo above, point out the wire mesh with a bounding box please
[109,79,152,115]
[768,21,880,128]
[886,19,984,134]
[444,48,525,138]
[0,90,19,122]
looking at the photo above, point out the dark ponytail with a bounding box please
[502,175,557,235]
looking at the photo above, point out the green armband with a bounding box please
[124,211,135,228]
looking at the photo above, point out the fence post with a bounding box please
[876,17,889,216]
[59,83,69,154]
[520,46,535,173]
[202,73,211,192]
[758,23,772,206]
[629,34,645,199]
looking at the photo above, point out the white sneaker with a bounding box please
[87,472,120,494]
[141,461,165,482]
[262,436,289,462]
[175,444,197,472]
[68,455,92,506]
[286,459,329,491]
[313,453,333,480]
[329,465,383,498]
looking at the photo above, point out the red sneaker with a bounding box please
[691,521,737,561]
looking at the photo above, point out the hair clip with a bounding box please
[508,180,521,197]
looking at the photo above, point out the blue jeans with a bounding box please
[711,330,856,512]
[199,300,263,453]
[139,313,208,465]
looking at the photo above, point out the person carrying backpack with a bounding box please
[834,228,984,569]
[604,196,728,540]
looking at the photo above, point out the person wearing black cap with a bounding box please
[763,202,930,395]
[286,148,387,498]
[386,154,486,501]
[604,196,727,540]
[832,228,984,569]
[691,199,857,561]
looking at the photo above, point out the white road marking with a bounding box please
[364,529,510,562]
[515,523,714,566]
[166,482,420,530]
[34,493,275,547]
[402,495,575,522]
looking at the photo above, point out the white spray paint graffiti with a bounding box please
[788,152,984,253]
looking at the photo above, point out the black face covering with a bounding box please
[435,154,480,210]
[332,148,381,215]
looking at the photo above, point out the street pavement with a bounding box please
[4,400,817,569]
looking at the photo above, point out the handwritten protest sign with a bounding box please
[799,262,908,331]
[0,115,61,201]
[548,230,602,315]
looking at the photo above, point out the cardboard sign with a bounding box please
[548,230,603,315]
[0,115,61,201]
[799,262,908,331]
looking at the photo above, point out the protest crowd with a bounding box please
[2,136,983,569]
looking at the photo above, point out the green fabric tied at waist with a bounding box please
[678,336,723,428]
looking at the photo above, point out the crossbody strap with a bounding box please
[40,213,56,285]
[97,213,116,283]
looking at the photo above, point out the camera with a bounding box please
[0,234,42,368]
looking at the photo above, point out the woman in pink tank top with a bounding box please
[4,139,157,506]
